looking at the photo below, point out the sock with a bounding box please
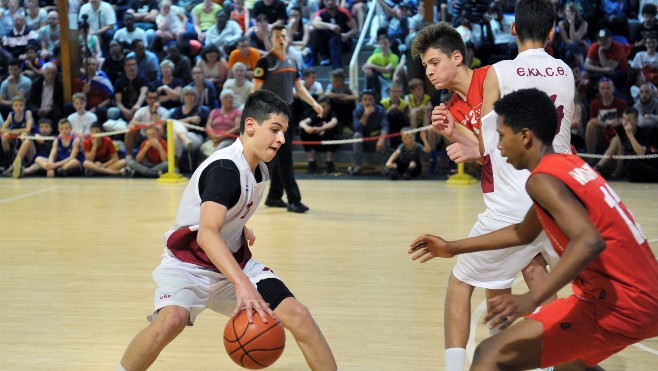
[116,364,127,371]
[445,347,466,371]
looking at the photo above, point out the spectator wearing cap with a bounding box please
[349,88,391,176]
[584,28,630,89]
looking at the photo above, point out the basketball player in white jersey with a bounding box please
[117,91,336,371]
[411,1,575,370]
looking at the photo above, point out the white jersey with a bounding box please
[481,48,574,222]
[164,139,269,255]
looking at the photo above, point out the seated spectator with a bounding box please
[0,60,32,118]
[78,0,117,56]
[125,125,168,177]
[113,12,148,51]
[28,62,63,123]
[380,81,409,149]
[223,62,252,109]
[584,28,630,88]
[102,40,126,85]
[349,89,391,175]
[375,0,410,54]
[196,44,228,93]
[340,0,365,33]
[150,59,183,110]
[230,0,249,33]
[298,95,338,173]
[200,88,241,160]
[190,0,223,44]
[405,77,432,130]
[20,44,43,80]
[126,39,160,80]
[163,43,192,84]
[187,66,218,109]
[635,82,658,128]
[205,11,243,57]
[287,6,311,65]
[455,10,484,51]
[227,36,261,78]
[169,86,207,161]
[155,0,187,46]
[72,56,113,123]
[324,67,357,134]
[124,87,167,160]
[127,0,159,34]
[311,0,357,68]
[252,0,288,28]
[68,93,97,136]
[248,14,273,53]
[1,0,23,35]
[292,67,323,124]
[585,78,628,155]
[363,33,400,101]
[2,13,38,59]
[37,10,59,60]
[82,122,127,176]
[557,1,589,66]
[631,36,658,84]
[483,1,517,63]
[631,3,658,56]
[34,118,85,177]
[291,0,319,24]
[113,56,149,122]
[385,127,431,180]
[593,107,651,178]
[5,117,53,178]
[595,0,632,38]
[1,96,33,167]
[23,0,46,30]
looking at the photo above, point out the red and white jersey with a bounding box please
[480,48,574,222]
[448,65,490,135]
[163,139,269,270]
[531,154,658,331]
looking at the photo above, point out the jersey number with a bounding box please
[600,183,647,245]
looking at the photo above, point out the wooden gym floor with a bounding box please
[1,177,656,370]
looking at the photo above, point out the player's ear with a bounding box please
[547,26,556,43]
[510,22,517,36]
[452,50,463,65]
[244,117,256,136]
[521,128,532,146]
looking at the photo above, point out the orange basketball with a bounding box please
[223,309,286,369]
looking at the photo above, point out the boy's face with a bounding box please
[644,13,655,26]
[90,127,101,135]
[26,48,35,59]
[247,113,288,163]
[361,94,375,107]
[421,47,459,90]
[622,112,638,130]
[59,123,72,136]
[39,123,52,135]
[496,117,525,170]
[389,86,402,100]
[12,100,24,112]
[645,38,657,51]
[319,101,331,113]
[401,132,415,145]
[412,85,424,97]
[331,75,343,86]
[73,98,85,112]
[304,73,316,85]
[378,37,390,51]
[146,128,158,140]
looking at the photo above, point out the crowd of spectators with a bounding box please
[0,0,657,182]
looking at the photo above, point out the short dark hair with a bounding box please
[200,44,220,62]
[240,90,291,134]
[514,0,556,43]
[624,106,639,119]
[642,3,658,17]
[493,88,558,145]
[90,122,103,131]
[411,22,466,61]
[270,24,286,36]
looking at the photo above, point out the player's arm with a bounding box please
[197,163,274,323]
[484,173,606,329]
[295,79,322,116]
[479,67,501,155]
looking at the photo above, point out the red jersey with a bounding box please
[447,65,490,135]
[139,138,168,164]
[82,136,116,162]
[531,154,658,335]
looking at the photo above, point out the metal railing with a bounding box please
[348,1,381,93]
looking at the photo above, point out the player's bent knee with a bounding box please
[154,306,189,334]
[472,337,503,368]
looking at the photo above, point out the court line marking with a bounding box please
[0,186,62,204]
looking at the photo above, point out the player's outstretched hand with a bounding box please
[431,104,455,139]
[233,280,277,324]
[446,141,481,163]
[408,234,454,262]
[483,292,536,330]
